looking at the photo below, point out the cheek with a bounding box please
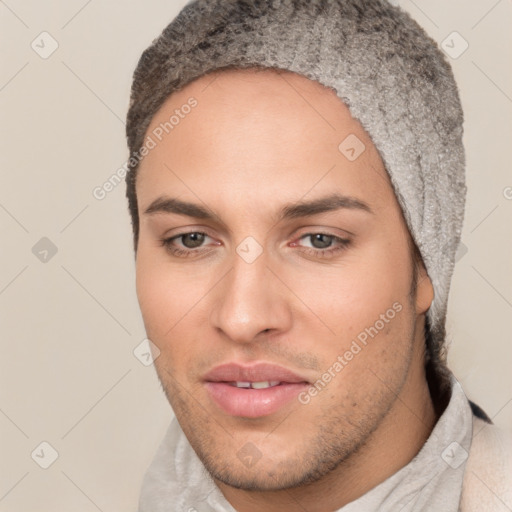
[296,253,412,340]
[135,247,191,343]
[136,269,188,390]
[302,267,414,415]
[135,244,215,375]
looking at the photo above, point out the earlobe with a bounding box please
[415,266,434,315]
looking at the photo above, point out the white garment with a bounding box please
[138,374,511,511]
[460,415,512,511]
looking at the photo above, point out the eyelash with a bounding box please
[159,231,351,259]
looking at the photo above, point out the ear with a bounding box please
[415,262,434,315]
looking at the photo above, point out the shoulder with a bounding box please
[460,413,512,511]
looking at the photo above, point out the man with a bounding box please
[124,0,512,510]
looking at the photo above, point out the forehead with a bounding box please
[136,68,397,217]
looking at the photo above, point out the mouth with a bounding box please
[203,362,310,418]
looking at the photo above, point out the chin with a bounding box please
[208,461,321,492]
[198,438,353,493]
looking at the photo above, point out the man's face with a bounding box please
[135,69,432,491]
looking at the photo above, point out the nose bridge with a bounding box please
[210,245,290,343]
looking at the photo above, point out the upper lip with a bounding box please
[203,362,309,384]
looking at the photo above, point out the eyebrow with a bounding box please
[143,193,373,222]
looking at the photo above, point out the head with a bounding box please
[125,0,466,497]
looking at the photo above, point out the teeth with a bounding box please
[252,381,279,389]
[230,381,281,389]
[233,381,251,388]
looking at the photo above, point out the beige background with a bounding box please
[1,0,511,510]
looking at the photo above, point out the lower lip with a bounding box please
[204,382,309,418]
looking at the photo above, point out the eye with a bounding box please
[160,231,217,258]
[175,232,208,249]
[291,232,351,259]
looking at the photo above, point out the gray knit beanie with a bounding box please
[125,0,466,383]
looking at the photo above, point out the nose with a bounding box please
[209,247,292,344]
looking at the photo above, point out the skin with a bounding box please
[134,68,437,511]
